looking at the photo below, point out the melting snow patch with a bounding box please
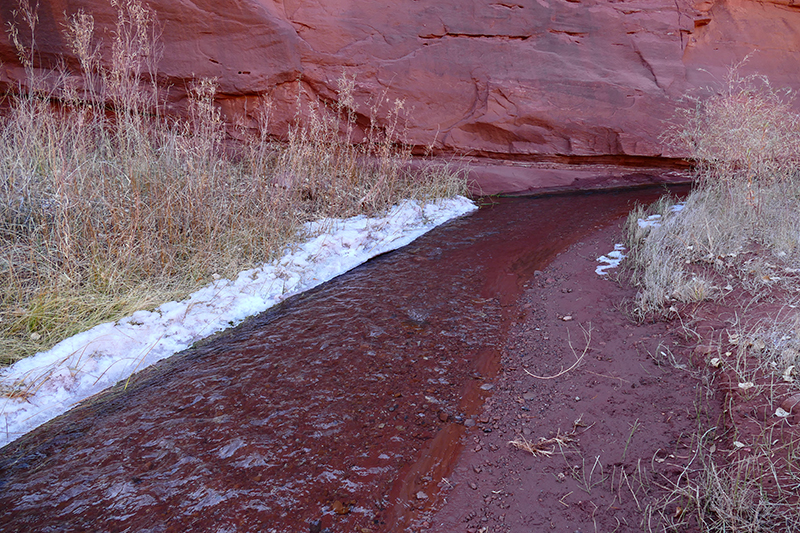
[637,203,685,229]
[0,196,477,448]
[637,214,662,228]
[596,244,626,276]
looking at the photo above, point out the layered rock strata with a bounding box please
[1,0,798,188]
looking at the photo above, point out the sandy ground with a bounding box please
[421,219,723,532]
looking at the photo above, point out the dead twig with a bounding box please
[509,429,576,457]
[524,323,592,380]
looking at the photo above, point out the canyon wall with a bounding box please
[1,0,799,180]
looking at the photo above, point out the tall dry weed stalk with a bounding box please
[627,62,800,317]
[666,60,800,190]
[0,1,467,365]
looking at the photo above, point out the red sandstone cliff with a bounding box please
[1,0,799,162]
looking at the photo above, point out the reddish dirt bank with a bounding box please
[422,219,722,532]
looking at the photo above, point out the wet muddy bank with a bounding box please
[0,188,674,532]
[425,219,717,532]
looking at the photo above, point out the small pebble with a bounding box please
[416,491,428,500]
[469,482,478,490]
[480,383,494,391]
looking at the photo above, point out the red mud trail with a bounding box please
[425,219,719,532]
[0,188,705,533]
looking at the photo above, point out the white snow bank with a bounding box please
[0,196,477,448]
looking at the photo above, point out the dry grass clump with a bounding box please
[651,434,800,532]
[670,60,800,190]
[0,0,467,366]
[713,314,800,395]
[646,309,800,532]
[625,66,800,319]
[628,64,800,531]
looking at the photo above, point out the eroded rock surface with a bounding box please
[1,0,799,162]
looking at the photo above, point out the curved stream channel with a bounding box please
[0,187,670,532]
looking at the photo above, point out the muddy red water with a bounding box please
[0,188,674,532]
